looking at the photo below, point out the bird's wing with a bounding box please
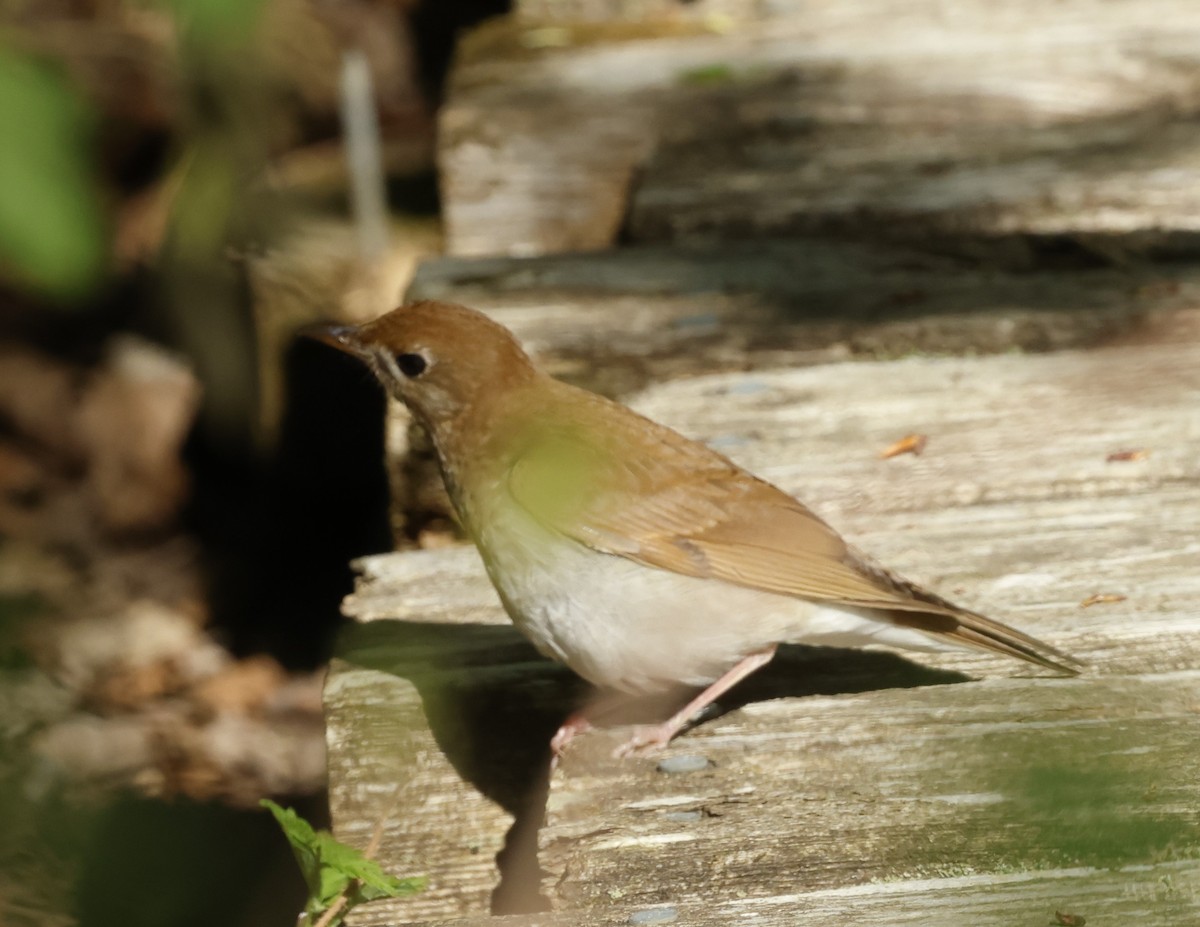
[506,420,1079,674]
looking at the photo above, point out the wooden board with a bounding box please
[326,622,573,922]
[440,0,1200,257]
[403,859,1200,926]
[390,262,1197,545]
[395,243,1196,537]
[406,241,1200,396]
[327,324,1200,925]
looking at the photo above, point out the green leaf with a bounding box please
[317,831,425,898]
[260,800,334,903]
[259,799,424,923]
[259,799,316,846]
[0,49,105,299]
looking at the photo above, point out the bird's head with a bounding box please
[312,301,538,428]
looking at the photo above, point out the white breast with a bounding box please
[471,497,946,694]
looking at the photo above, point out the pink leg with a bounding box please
[549,688,637,762]
[550,710,593,759]
[615,644,779,757]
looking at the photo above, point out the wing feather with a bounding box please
[505,398,1079,675]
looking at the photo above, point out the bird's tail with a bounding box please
[887,605,1082,675]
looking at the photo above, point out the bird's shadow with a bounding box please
[335,619,969,913]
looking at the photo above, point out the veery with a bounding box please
[317,301,1079,755]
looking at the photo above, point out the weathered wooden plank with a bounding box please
[327,621,578,922]
[348,479,1200,677]
[515,0,759,21]
[540,672,1200,908]
[396,246,1194,535]
[329,331,1200,924]
[406,243,1199,396]
[339,329,1200,653]
[399,859,1200,927]
[441,0,1200,257]
[324,656,512,922]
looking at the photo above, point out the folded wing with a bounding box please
[507,421,1079,675]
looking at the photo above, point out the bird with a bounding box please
[315,300,1080,756]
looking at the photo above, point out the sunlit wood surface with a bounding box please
[328,312,1200,926]
[327,0,1200,921]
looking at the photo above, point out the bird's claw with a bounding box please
[550,713,594,767]
[612,724,674,758]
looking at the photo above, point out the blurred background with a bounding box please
[0,1,504,924]
[3,0,1199,924]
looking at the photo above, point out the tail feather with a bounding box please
[889,607,1081,675]
[845,548,1081,675]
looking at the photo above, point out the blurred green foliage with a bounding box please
[0,0,272,305]
[1010,757,1199,868]
[0,48,104,300]
[971,723,1200,873]
[163,0,269,47]
[0,592,45,670]
[677,63,735,86]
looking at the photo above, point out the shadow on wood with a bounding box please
[337,619,575,913]
[337,619,575,807]
[713,644,969,719]
[336,620,975,914]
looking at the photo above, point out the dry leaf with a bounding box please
[1106,449,1148,462]
[1079,593,1126,608]
[85,658,186,712]
[880,433,928,459]
[190,655,288,717]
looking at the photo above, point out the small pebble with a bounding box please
[629,906,679,924]
[656,755,710,774]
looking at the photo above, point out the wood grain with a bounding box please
[441,0,1200,257]
[331,330,1200,925]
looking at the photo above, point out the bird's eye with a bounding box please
[396,353,428,378]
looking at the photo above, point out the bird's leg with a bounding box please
[615,644,779,757]
[550,711,593,760]
[550,688,636,762]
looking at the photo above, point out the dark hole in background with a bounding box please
[410,0,513,104]
[74,793,325,927]
[188,334,391,669]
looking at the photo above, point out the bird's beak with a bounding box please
[303,323,372,360]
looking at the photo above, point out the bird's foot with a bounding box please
[611,647,780,759]
[550,712,593,763]
[612,723,677,758]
